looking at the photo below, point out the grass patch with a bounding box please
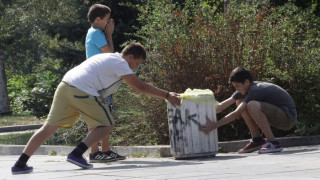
[0,132,34,145]
[131,152,147,158]
[49,150,57,156]
[0,114,44,127]
[0,131,72,146]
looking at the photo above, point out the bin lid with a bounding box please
[180,88,219,106]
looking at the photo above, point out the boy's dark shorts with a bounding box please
[259,102,295,130]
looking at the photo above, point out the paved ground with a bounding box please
[1,145,320,180]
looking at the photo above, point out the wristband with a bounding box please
[165,92,170,100]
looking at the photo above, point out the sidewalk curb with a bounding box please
[218,135,320,153]
[0,124,43,133]
[0,144,171,157]
[0,135,319,156]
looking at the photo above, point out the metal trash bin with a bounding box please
[167,89,218,159]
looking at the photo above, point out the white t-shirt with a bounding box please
[62,53,133,96]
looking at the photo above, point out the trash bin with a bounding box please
[167,89,219,159]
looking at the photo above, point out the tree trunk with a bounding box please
[224,0,230,14]
[0,50,12,115]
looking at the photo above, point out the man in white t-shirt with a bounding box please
[11,43,181,175]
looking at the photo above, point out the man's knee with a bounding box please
[96,125,113,135]
[247,101,261,114]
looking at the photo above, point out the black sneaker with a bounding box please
[103,150,126,160]
[89,151,116,163]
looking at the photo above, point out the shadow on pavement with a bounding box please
[90,155,247,171]
[201,155,246,161]
[270,148,319,155]
[92,160,201,170]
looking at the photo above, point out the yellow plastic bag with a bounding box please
[180,88,219,106]
[59,124,73,129]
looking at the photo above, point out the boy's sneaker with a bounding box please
[67,153,93,169]
[11,165,33,175]
[238,139,266,153]
[89,151,116,163]
[103,150,126,160]
[258,142,283,154]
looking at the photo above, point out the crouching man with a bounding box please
[200,67,297,154]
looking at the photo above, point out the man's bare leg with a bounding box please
[23,124,59,156]
[247,101,275,141]
[89,125,114,153]
[12,124,58,174]
[236,100,261,137]
[83,126,112,147]
[88,127,100,154]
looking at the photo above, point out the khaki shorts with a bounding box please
[259,102,295,130]
[46,82,114,129]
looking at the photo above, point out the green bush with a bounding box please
[135,0,320,141]
[4,0,320,146]
[110,85,166,145]
[7,57,64,118]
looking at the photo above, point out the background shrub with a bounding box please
[2,0,319,146]
[135,0,320,141]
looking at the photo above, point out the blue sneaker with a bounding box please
[67,153,93,169]
[11,165,33,175]
[258,142,283,154]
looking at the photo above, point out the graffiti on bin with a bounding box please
[167,108,201,128]
[167,107,201,151]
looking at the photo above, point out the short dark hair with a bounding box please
[121,43,147,60]
[229,67,253,84]
[87,4,111,24]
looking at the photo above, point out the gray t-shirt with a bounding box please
[232,81,297,122]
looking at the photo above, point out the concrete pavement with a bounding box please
[1,125,320,179]
[1,145,320,180]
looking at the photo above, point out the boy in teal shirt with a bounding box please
[85,4,125,162]
[86,4,114,58]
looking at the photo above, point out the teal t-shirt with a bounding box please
[85,27,113,105]
[85,27,108,59]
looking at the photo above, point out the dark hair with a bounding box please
[121,43,147,60]
[228,67,253,84]
[87,4,111,24]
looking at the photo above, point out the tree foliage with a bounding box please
[1,0,142,117]
[135,0,320,141]
[0,0,319,145]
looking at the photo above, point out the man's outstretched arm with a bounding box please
[122,74,180,107]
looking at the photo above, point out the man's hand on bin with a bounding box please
[167,92,181,107]
[199,116,216,134]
